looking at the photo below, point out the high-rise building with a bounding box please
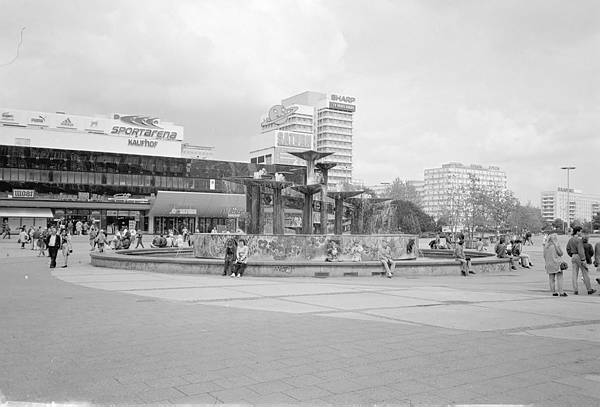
[251,91,356,186]
[423,162,507,219]
[540,188,600,223]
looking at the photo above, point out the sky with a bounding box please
[1,0,598,205]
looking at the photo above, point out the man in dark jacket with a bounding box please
[566,226,595,295]
[45,227,62,269]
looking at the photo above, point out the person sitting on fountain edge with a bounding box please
[379,242,395,278]
[454,239,474,276]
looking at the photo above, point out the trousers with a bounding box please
[571,254,591,292]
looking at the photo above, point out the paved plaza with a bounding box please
[2,236,600,406]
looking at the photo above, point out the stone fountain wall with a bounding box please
[192,233,418,262]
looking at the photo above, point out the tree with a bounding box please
[508,204,544,234]
[552,218,565,231]
[384,178,421,206]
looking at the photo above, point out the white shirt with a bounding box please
[49,235,57,247]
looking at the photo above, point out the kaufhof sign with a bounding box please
[328,94,356,112]
[0,108,184,141]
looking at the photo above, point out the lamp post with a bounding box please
[560,166,575,233]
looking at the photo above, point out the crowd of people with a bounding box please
[9,224,73,268]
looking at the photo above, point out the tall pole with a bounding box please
[561,166,575,233]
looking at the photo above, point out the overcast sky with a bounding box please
[1,0,598,205]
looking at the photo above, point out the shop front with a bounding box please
[149,191,246,235]
[0,207,53,231]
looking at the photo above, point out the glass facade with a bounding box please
[0,145,304,233]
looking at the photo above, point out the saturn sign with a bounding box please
[261,105,299,127]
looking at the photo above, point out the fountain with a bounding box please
[90,150,513,276]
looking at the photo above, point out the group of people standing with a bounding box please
[12,224,73,268]
[544,226,600,296]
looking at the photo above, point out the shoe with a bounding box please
[468,271,476,274]
[529,263,533,267]
[596,278,600,285]
[588,289,596,295]
[574,291,578,295]
[511,266,517,270]
[230,274,235,278]
[222,273,226,276]
[61,265,67,268]
[387,273,392,278]
[552,293,558,296]
[236,274,241,278]
[461,271,467,276]
[560,293,568,297]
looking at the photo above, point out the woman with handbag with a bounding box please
[543,233,567,297]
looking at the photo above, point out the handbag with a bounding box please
[559,261,568,271]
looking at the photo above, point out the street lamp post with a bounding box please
[560,166,575,233]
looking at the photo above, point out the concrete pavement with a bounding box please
[1,235,600,406]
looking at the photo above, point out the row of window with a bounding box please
[0,167,245,193]
[317,111,352,120]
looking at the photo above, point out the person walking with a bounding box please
[566,226,595,295]
[232,239,249,277]
[38,227,47,257]
[60,229,72,268]
[89,226,97,251]
[543,233,567,297]
[45,227,62,269]
[18,227,28,249]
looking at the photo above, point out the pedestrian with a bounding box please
[454,240,474,276]
[379,242,395,278]
[232,238,249,277]
[1,222,11,239]
[223,237,237,276]
[38,227,47,257]
[495,237,517,270]
[45,227,61,269]
[28,226,35,250]
[18,227,28,249]
[60,229,72,268]
[582,236,594,266]
[594,240,600,272]
[543,233,567,296]
[89,226,97,251]
[566,226,595,295]
[135,229,144,248]
[95,230,107,253]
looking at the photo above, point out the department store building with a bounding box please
[0,108,303,234]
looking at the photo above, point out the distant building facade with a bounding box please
[540,188,600,223]
[423,162,507,219]
[181,144,214,160]
[251,91,356,187]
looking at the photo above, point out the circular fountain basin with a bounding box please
[90,246,511,277]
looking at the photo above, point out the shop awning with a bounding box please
[149,191,246,218]
[0,207,54,218]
